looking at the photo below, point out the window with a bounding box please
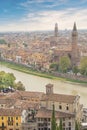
[8,122,13,126]
[69,127,71,130]
[16,123,18,126]
[63,123,65,127]
[1,117,4,120]
[69,117,71,120]
[59,105,62,110]
[38,118,40,121]
[44,118,47,121]
[2,122,4,127]
[41,118,43,121]
[16,117,18,120]
[68,122,71,126]
[1,104,3,107]
[8,117,10,121]
[63,118,65,121]
[48,118,50,122]
[66,106,69,110]
[11,117,13,121]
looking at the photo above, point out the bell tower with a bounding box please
[71,22,79,66]
[54,23,58,37]
[46,84,53,95]
[72,22,78,49]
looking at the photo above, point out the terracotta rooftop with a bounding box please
[41,93,76,103]
[7,91,44,100]
[14,100,39,110]
[0,99,16,106]
[36,108,75,118]
[0,108,22,116]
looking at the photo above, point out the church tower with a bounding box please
[72,22,78,49]
[54,23,58,37]
[71,22,79,66]
[46,84,53,95]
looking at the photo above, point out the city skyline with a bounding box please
[0,0,87,32]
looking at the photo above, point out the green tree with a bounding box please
[80,57,87,75]
[50,62,59,71]
[0,71,25,91]
[59,56,71,73]
[72,66,79,75]
[56,125,59,130]
[14,81,25,91]
[2,72,16,87]
[51,104,56,130]
[59,119,63,130]
[75,121,79,130]
[0,71,5,82]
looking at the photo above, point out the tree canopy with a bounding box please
[80,57,87,75]
[59,56,71,73]
[0,71,25,91]
[50,62,59,71]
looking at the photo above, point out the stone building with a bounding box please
[36,84,83,130]
[0,84,83,130]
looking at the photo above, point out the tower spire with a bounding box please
[73,22,77,31]
[71,22,78,66]
[72,22,78,37]
[54,23,58,37]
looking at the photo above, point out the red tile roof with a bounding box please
[36,108,75,118]
[41,93,76,103]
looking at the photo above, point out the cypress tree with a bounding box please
[59,118,63,130]
[51,104,56,130]
[75,120,80,130]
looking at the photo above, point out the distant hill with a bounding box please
[0,39,7,44]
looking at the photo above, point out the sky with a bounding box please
[0,0,87,32]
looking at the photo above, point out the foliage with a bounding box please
[50,62,59,71]
[56,126,59,130]
[51,104,56,130]
[0,39,7,44]
[59,119,63,130]
[75,121,80,130]
[14,81,25,91]
[0,71,25,91]
[59,56,71,73]
[2,73,16,87]
[72,66,79,75]
[80,57,87,75]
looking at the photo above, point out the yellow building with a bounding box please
[0,108,22,130]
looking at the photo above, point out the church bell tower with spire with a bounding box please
[71,22,79,66]
[54,23,58,37]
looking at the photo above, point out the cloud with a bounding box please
[0,8,87,32]
[20,0,47,7]
[20,0,68,8]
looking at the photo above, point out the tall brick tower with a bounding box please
[54,23,58,37]
[71,22,79,66]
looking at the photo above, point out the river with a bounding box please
[0,65,87,107]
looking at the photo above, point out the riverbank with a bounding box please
[0,61,87,85]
